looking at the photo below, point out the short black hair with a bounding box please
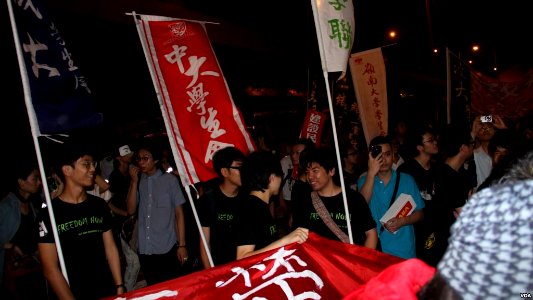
[135,138,162,162]
[291,137,315,149]
[439,125,473,158]
[301,146,337,173]
[369,135,391,149]
[53,140,95,183]
[301,146,340,185]
[404,126,436,158]
[11,161,39,192]
[241,150,282,192]
[212,146,246,178]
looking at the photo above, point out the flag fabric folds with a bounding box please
[135,15,255,187]
[470,68,533,119]
[349,48,388,144]
[310,0,355,75]
[9,0,103,135]
[104,232,403,300]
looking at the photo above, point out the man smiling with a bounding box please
[293,147,377,248]
[38,141,123,299]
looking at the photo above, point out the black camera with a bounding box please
[370,145,382,158]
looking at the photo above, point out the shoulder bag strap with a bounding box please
[311,191,350,243]
[388,173,401,209]
[379,173,401,234]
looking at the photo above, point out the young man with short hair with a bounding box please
[294,147,377,248]
[235,151,308,260]
[198,147,246,269]
[126,140,187,285]
[358,135,425,259]
[38,141,124,299]
[398,126,440,264]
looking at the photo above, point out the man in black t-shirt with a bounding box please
[198,147,246,269]
[235,151,309,260]
[293,147,377,248]
[398,127,440,264]
[37,141,124,299]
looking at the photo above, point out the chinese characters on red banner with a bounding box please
[103,232,403,300]
[137,17,255,186]
[164,43,228,157]
[300,110,327,146]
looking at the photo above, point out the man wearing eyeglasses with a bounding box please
[126,140,187,286]
[197,146,246,269]
[398,126,440,265]
[37,141,124,299]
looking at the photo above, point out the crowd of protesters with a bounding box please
[1,112,532,299]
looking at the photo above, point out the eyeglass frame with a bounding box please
[136,156,153,162]
[78,160,98,170]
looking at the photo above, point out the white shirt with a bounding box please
[474,147,492,187]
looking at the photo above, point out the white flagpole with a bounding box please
[310,0,354,245]
[446,47,451,124]
[131,11,215,268]
[321,71,354,245]
[6,0,69,283]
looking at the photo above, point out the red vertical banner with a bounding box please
[136,15,255,186]
[300,110,327,146]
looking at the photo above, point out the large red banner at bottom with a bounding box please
[105,233,403,299]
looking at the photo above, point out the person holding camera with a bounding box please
[471,114,507,189]
[358,135,425,259]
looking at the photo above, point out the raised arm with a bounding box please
[126,166,140,216]
[236,227,309,260]
[359,152,383,203]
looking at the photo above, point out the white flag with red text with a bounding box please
[349,48,388,144]
[135,15,256,186]
[311,0,355,75]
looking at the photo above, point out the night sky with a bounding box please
[1,0,531,186]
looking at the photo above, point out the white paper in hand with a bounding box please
[380,193,417,234]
